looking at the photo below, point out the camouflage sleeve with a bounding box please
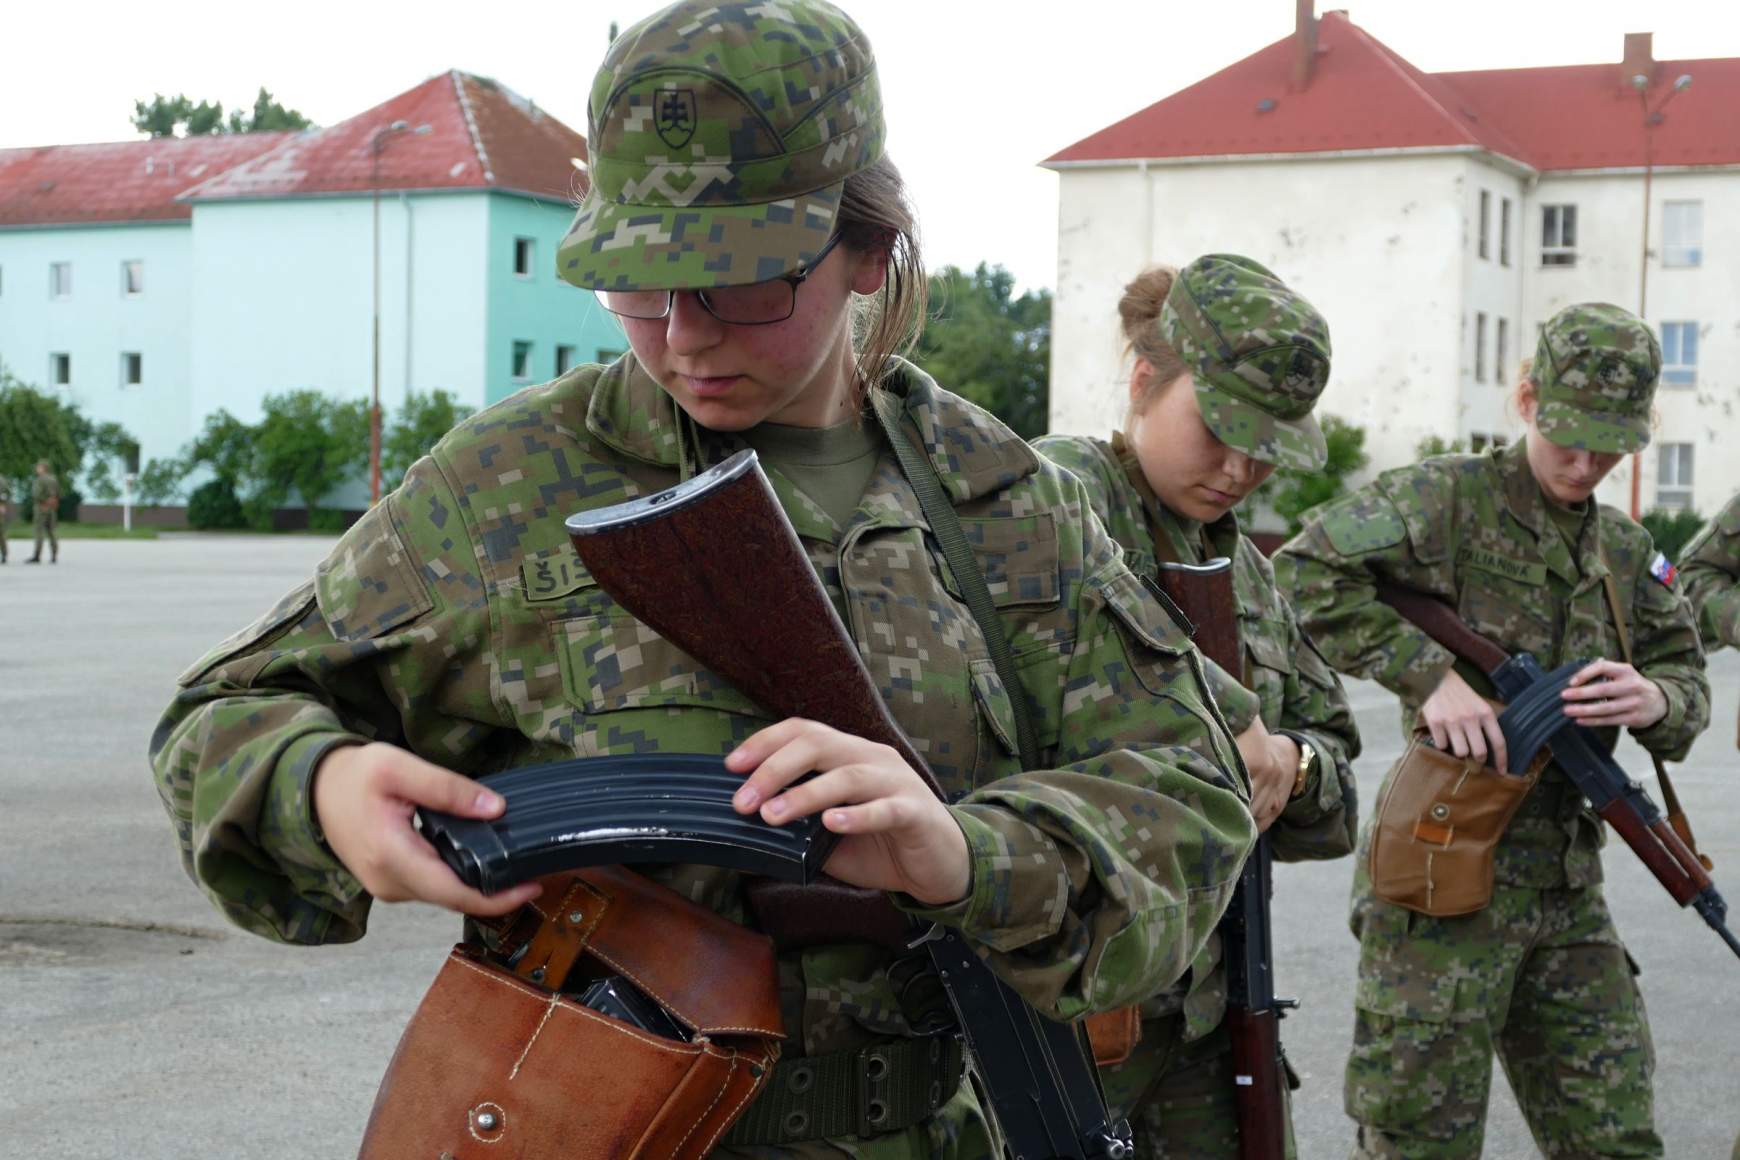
[902,490,1256,1022]
[1678,493,1740,652]
[1623,531,1710,761]
[1267,610,1361,864]
[149,463,490,945]
[1274,478,1460,704]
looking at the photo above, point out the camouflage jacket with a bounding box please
[1036,432,1360,1038]
[1278,440,1708,889]
[32,472,59,509]
[151,357,1255,1068]
[1679,491,1740,653]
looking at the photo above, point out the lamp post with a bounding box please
[370,119,431,504]
[1628,71,1692,520]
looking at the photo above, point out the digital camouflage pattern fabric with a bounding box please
[1277,440,1708,1159]
[1531,302,1661,454]
[1037,431,1360,1159]
[30,466,59,563]
[1679,490,1740,652]
[557,0,884,292]
[151,357,1258,1158]
[1158,255,1332,472]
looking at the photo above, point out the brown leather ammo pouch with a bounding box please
[1083,1006,1143,1067]
[1368,732,1543,917]
[359,866,783,1160]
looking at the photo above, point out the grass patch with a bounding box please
[2,522,162,541]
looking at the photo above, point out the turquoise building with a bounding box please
[0,70,626,509]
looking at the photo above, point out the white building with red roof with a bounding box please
[0,71,625,511]
[1044,8,1740,520]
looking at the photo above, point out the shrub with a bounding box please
[1640,508,1704,562]
[187,478,247,530]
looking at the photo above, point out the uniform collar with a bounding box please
[1496,439,1605,587]
[1109,429,1240,565]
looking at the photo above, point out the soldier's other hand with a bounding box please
[1421,669,1508,774]
[727,718,970,907]
[1233,716,1294,832]
[1561,659,1669,729]
[311,742,542,917]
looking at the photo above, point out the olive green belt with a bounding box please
[723,1035,966,1145]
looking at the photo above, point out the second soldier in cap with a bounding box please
[1278,302,1708,1158]
[1037,254,1361,1158]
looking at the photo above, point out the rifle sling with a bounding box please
[1598,565,1712,870]
[870,389,1041,771]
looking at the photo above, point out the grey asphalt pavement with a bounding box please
[3,535,1738,1158]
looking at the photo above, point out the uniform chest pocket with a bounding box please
[938,513,1061,610]
[1457,571,1555,658]
[1241,619,1293,719]
[552,614,771,720]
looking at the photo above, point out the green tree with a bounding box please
[247,390,369,528]
[913,263,1051,439]
[180,409,257,489]
[1640,508,1705,562]
[0,370,80,507]
[383,389,472,490]
[1415,434,1466,459]
[1253,413,1370,536]
[133,89,311,137]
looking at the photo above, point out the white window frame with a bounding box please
[121,259,144,297]
[1657,442,1694,510]
[1662,200,1702,268]
[555,344,578,376]
[49,261,72,298]
[50,352,71,386]
[121,351,143,387]
[513,237,535,279]
[1477,190,1491,260]
[1474,312,1488,383]
[511,340,533,382]
[1542,204,1578,267]
[1660,321,1698,387]
[1499,197,1513,267]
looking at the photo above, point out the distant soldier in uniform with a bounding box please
[28,459,59,564]
[1679,490,1740,654]
[149,2,1259,1154]
[1279,303,1709,1159]
[1036,255,1360,1159]
[0,475,9,563]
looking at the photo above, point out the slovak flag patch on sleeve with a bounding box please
[1649,551,1677,587]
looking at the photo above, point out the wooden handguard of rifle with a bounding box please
[1154,559,1240,676]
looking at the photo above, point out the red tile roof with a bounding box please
[180,71,589,204]
[0,71,590,228]
[1045,11,1740,172]
[0,134,289,227]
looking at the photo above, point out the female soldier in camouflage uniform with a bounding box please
[1680,491,1740,654]
[148,2,1258,1155]
[1278,303,1709,1159]
[1037,255,1360,1158]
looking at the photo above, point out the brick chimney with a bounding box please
[1621,32,1656,91]
[1290,0,1318,92]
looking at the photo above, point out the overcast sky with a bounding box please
[8,0,1738,291]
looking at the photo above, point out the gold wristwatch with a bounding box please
[1277,730,1316,799]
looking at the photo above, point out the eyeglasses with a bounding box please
[597,233,844,326]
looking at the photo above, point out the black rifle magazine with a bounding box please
[416,754,840,894]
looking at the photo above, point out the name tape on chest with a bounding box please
[1457,545,1547,587]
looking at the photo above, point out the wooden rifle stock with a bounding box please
[1157,558,1289,1160]
[566,449,1135,1157]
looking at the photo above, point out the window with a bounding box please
[50,352,70,386]
[121,259,143,296]
[513,237,534,278]
[1496,318,1510,385]
[1470,432,1509,452]
[50,261,72,298]
[1663,201,1702,267]
[1661,322,1698,386]
[1474,312,1488,383]
[555,344,578,376]
[512,340,533,381]
[121,352,142,386]
[1657,443,1694,510]
[1499,197,1513,266]
[1478,191,1491,260]
[596,347,625,364]
[1542,204,1577,266]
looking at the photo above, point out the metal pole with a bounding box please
[1632,115,1652,521]
[371,148,383,506]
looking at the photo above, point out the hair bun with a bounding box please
[1118,266,1177,347]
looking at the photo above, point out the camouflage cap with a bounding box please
[556,0,884,293]
[1159,254,1332,471]
[1531,303,1660,453]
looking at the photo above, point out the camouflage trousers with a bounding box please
[1345,883,1659,1159]
[33,508,57,560]
[1099,1013,1298,1159]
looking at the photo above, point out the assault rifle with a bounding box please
[1154,559,1292,1160]
[563,449,1134,1160]
[1375,584,1740,961]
